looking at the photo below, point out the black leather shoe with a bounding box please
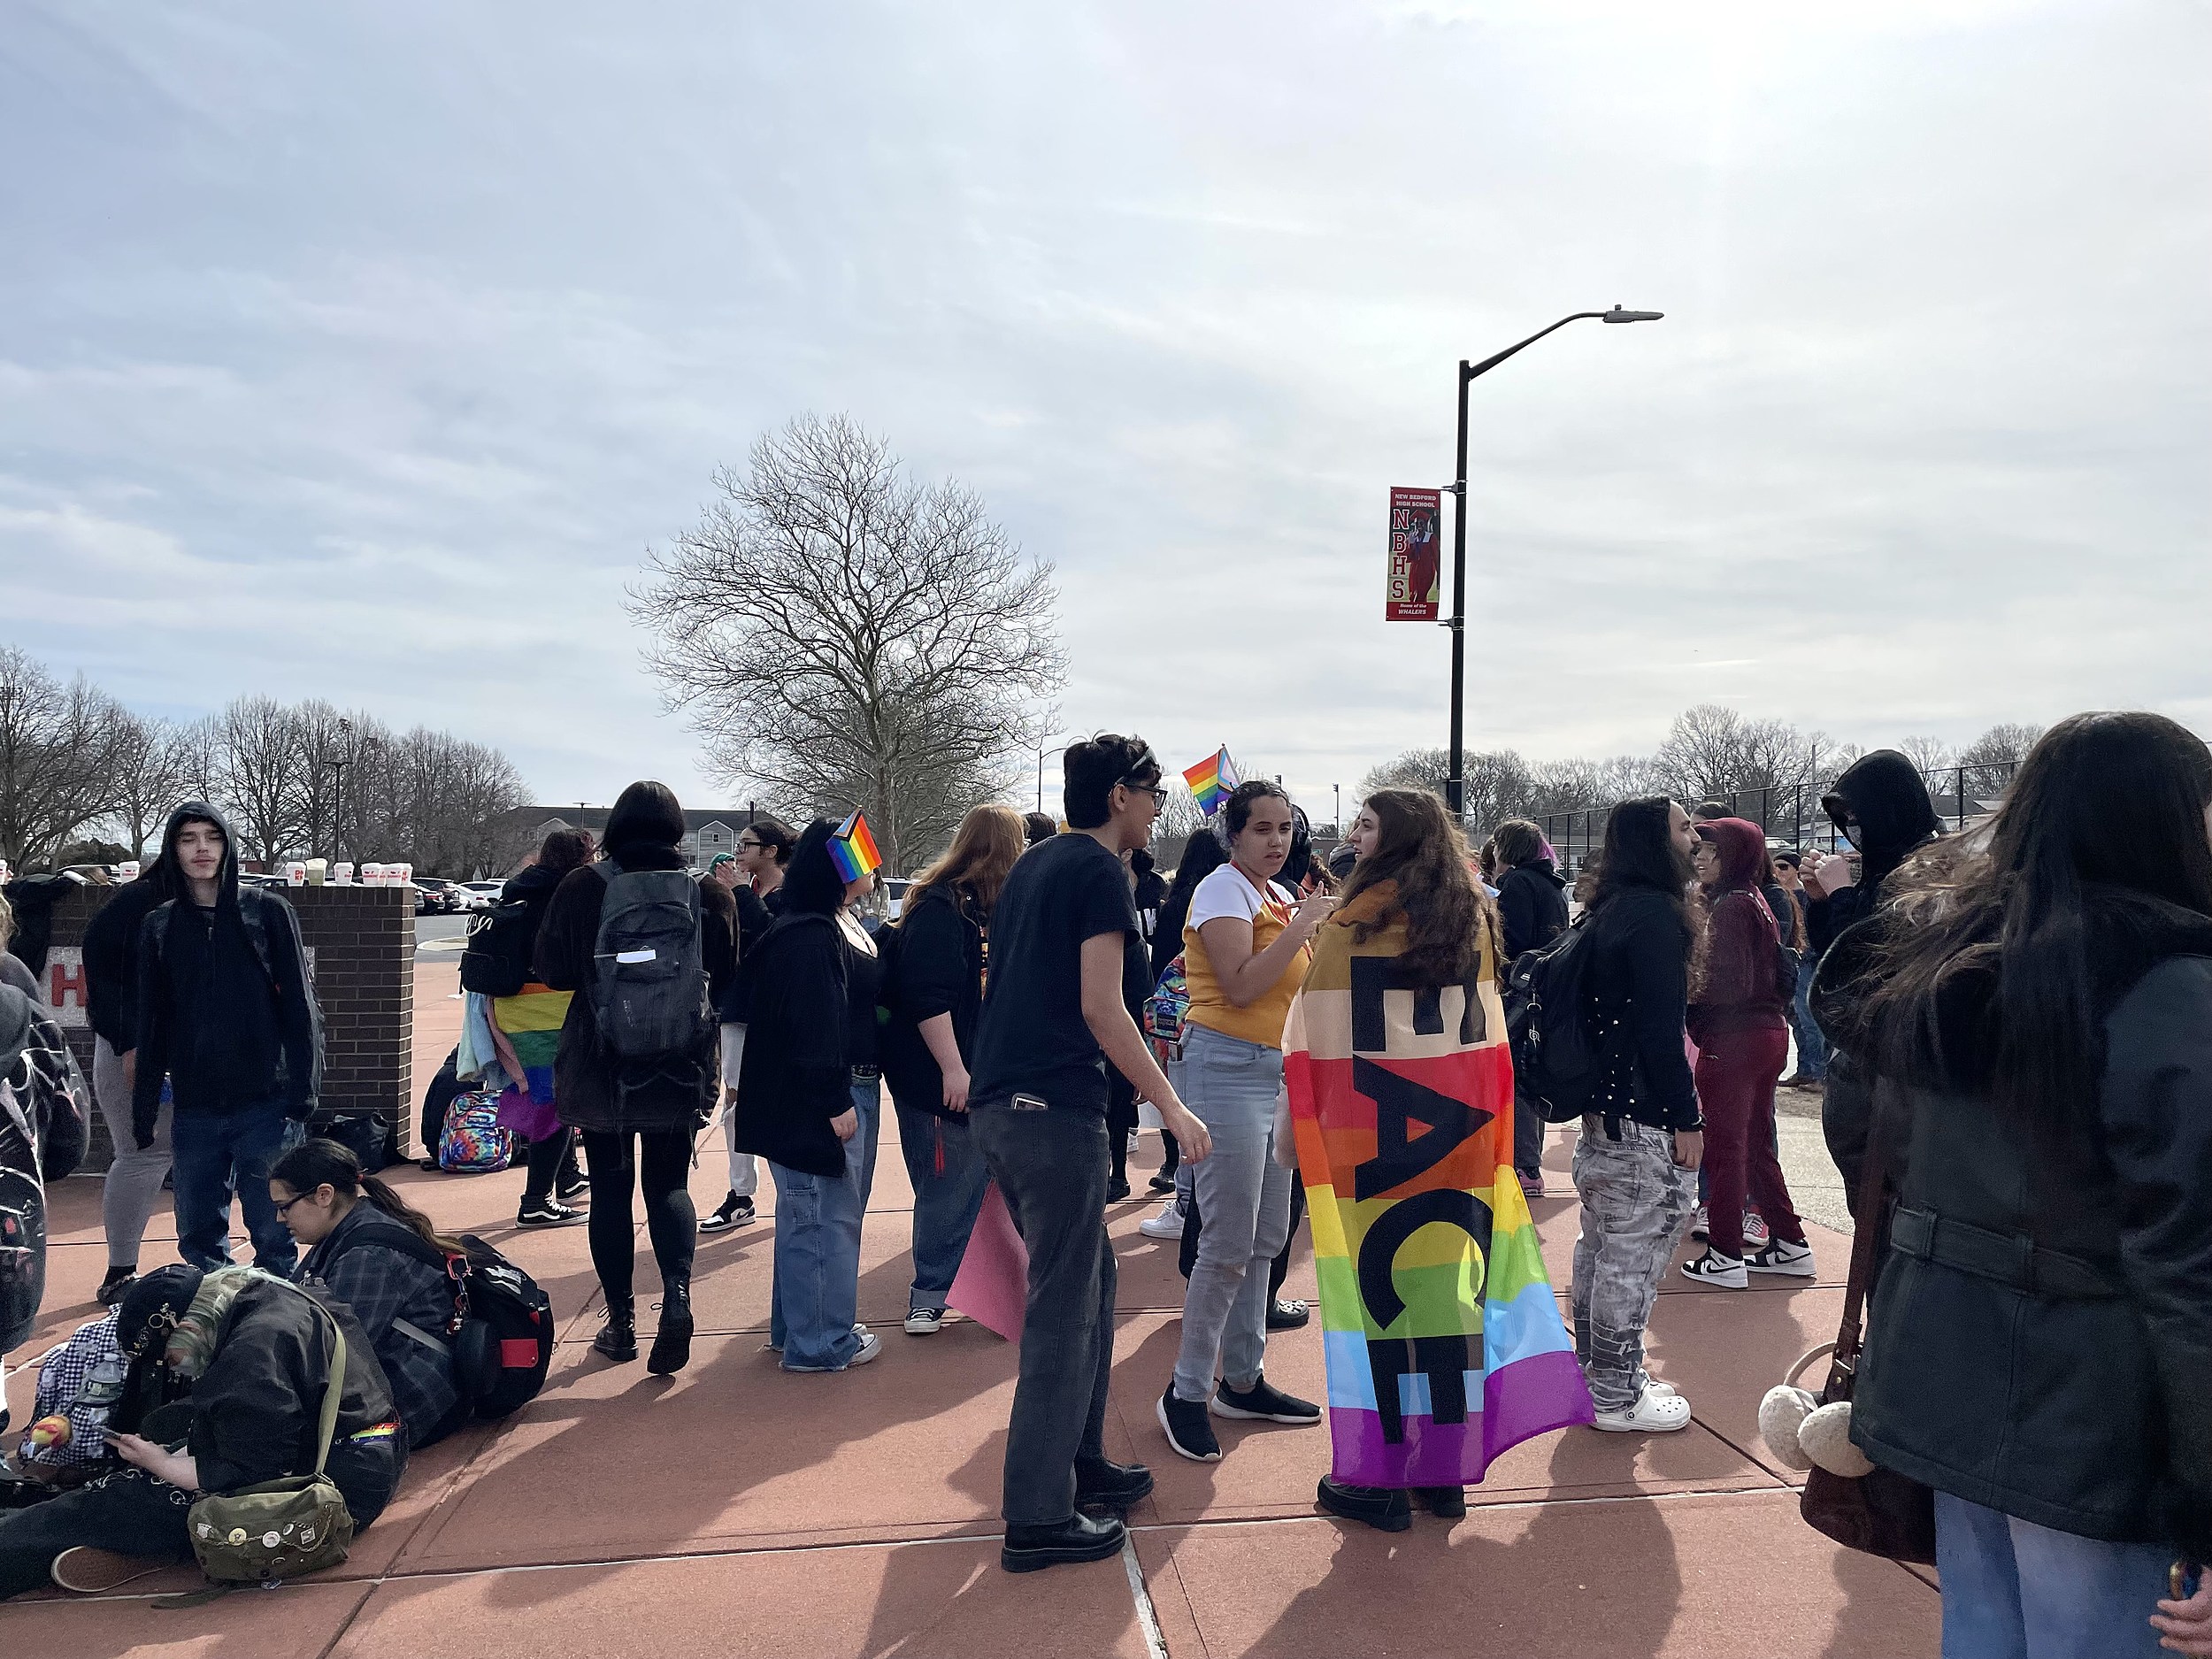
[1266,1297,1310,1331]
[1074,1457,1154,1511]
[647,1277,694,1375]
[96,1268,137,1307]
[1001,1511,1127,1573]
[594,1299,638,1363]
[1414,1486,1467,1518]
[1317,1477,1411,1532]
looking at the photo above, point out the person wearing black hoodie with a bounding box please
[1494,818,1570,1197]
[132,803,321,1278]
[1823,714,2212,1655]
[1798,749,1941,1202]
[534,782,736,1377]
[81,852,179,1304]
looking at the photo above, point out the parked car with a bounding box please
[883,877,912,922]
[406,881,457,914]
[455,880,504,910]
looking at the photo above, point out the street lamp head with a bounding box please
[1601,307,1663,323]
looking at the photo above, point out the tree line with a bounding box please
[1362,703,2047,845]
[0,645,532,875]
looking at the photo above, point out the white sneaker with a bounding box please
[1745,1238,1816,1278]
[1138,1198,1186,1240]
[904,1307,945,1335]
[1593,1386,1694,1433]
[849,1329,883,1367]
[1680,1248,1748,1288]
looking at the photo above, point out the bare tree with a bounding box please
[0,647,127,869]
[630,414,1065,872]
[1958,721,2042,799]
[216,695,307,866]
[105,710,196,859]
[1897,734,1957,775]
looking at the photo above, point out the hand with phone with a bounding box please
[1801,849,1856,898]
[104,1432,199,1493]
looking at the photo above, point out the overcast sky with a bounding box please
[4,1,2208,821]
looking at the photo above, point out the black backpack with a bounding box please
[1504,917,1617,1124]
[323,1226,555,1420]
[459,898,542,998]
[588,867,711,1061]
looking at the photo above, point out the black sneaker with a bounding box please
[96,1268,137,1307]
[1414,1486,1467,1518]
[518,1198,588,1228]
[1147,1171,1178,1194]
[698,1192,755,1233]
[556,1173,591,1203]
[1104,1176,1131,1203]
[1156,1386,1222,1462]
[1266,1297,1310,1331]
[1210,1375,1321,1425]
[1317,1477,1411,1532]
[1001,1511,1126,1573]
[1074,1457,1154,1511]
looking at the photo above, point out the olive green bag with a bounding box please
[183,1290,356,1585]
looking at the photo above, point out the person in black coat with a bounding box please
[534,781,735,1376]
[80,854,178,1303]
[1822,713,2212,1654]
[699,813,795,1234]
[1493,818,1570,1194]
[733,818,887,1371]
[132,803,321,1278]
[879,804,1026,1333]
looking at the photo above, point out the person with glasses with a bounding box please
[965,734,1212,1572]
[702,815,796,1233]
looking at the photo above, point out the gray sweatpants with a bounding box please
[92,1036,174,1271]
[1569,1117,1697,1413]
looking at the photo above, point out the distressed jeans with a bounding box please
[1570,1118,1697,1413]
[1171,1025,1294,1403]
[895,1101,990,1315]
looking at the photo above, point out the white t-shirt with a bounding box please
[1187,864,1294,932]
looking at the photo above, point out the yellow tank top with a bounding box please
[1181,868,1310,1049]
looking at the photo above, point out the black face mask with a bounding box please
[1839,819,1863,851]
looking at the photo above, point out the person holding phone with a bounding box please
[965,734,1211,1573]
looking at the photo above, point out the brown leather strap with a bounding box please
[1831,1101,1894,1378]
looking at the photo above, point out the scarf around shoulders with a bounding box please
[1282,880,1592,1487]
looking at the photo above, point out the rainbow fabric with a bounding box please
[492,984,571,1105]
[1181,747,1240,816]
[828,810,883,883]
[1282,884,1592,1486]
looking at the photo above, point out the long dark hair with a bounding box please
[780,818,850,917]
[1337,788,1488,987]
[1590,797,1694,927]
[1850,712,2212,1123]
[273,1138,463,1254]
[1154,831,1231,978]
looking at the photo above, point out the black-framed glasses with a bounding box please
[1120,781,1168,808]
[273,1190,325,1218]
[737,837,764,851]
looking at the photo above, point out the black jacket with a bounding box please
[1854,926,2212,1559]
[188,1278,408,1525]
[81,870,173,1053]
[1804,749,1941,958]
[1580,887,1700,1132]
[1495,856,1569,962]
[879,883,985,1119]
[534,851,736,1136]
[732,912,856,1177]
[132,803,322,1145]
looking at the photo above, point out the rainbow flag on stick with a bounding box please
[1182,747,1240,816]
[827,810,883,883]
[1282,882,1592,1487]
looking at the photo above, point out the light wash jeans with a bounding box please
[1171,1025,1294,1402]
[1571,1118,1697,1412]
[769,1079,880,1371]
[1792,956,1828,1081]
[1933,1490,2171,1658]
[895,1101,990,1314]
[92,1037,173,1271]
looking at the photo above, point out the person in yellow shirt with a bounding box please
[1156,781,1336,1463]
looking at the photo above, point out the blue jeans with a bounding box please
[895,1101,990,1314]
[1934,1490,2170,1658]
[1792,955,1828,1080]
[1172,1025,1293,1402]
[769,1079,879,1371]
[170,1102,297,1274]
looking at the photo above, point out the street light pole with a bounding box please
[1444,305,1662,820]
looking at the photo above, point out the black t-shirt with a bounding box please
[969,833,1140,1114]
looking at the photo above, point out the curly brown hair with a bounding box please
[1339,788,1494,986]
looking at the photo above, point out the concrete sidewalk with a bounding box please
[2,962,1939,1657]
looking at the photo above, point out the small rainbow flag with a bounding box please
[1182,747,1240,816]
[827,810,883,883]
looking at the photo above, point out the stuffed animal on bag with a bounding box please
[1760,1343,1875,1478]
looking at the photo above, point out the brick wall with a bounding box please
[31,882,417,1167]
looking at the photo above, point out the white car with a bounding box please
[455,880,504,910]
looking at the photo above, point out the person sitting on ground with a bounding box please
[701,814,795,1234]
[0,1263,406,1601]
[273,1138,466,1449]
[880,804,1025,1335]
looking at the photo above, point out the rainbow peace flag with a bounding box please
[1182,747,1240,816]
[1282,884,1592,1486]
[828,810,883,883]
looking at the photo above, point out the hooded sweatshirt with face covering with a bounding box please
[130,803,322,1146]
[1689,817,1788,1044]
[1805,749,1942,958]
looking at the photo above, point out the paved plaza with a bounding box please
[0,960,1939,1657]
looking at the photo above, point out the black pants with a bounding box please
[1514,1084,1546,1179]
[969,1097,1116,1528]
[1179,1179,1306,1302]
[520,1127,577,1204]
[1105,1081,1139,1188]
[580,1127,696,1307]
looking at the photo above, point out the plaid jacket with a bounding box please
[302,1203,464,1448]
